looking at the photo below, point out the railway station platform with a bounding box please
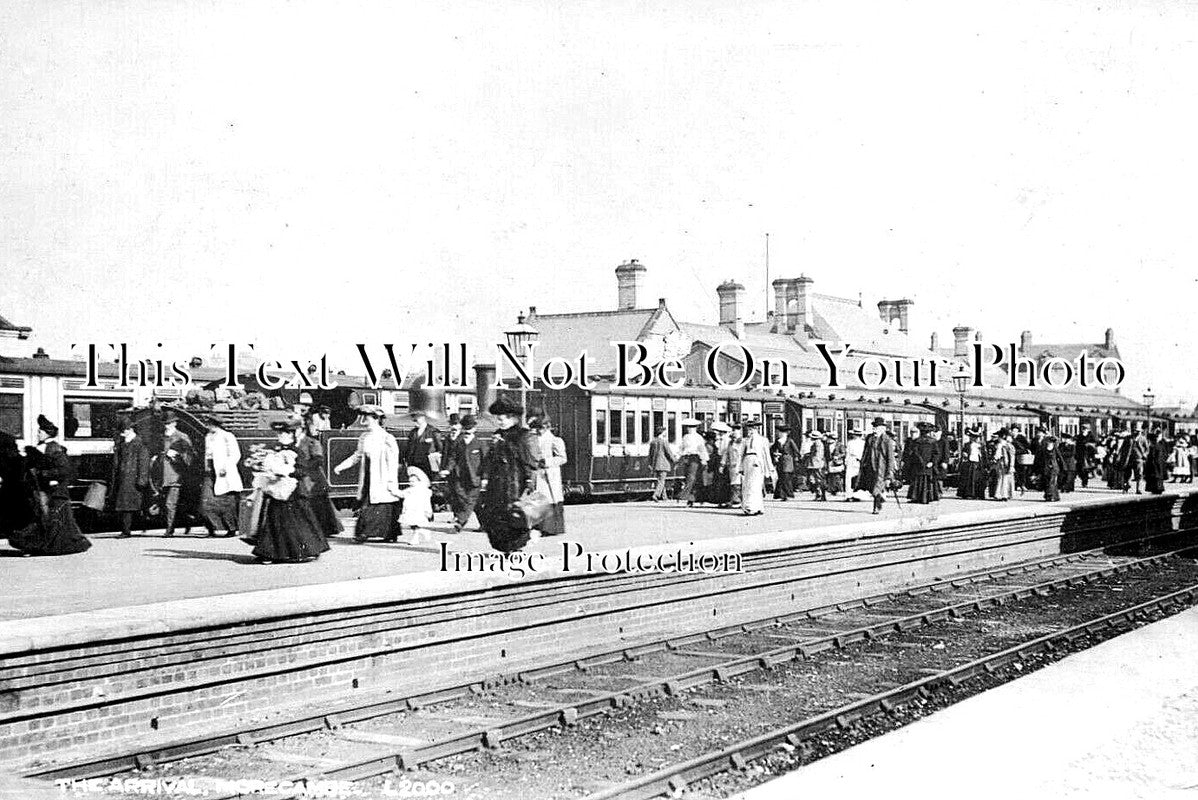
[734,604,1198,800]
[2,486,1197,773]
[0,486,1177,619]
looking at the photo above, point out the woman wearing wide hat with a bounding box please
[478,396,544,552]
[334,404,402,542]
[7,415,91,556]
[527,407,568,536]
[738,419,774,515]
[903,422,941,504]
[251,418,329,563]
[293,417,343,539]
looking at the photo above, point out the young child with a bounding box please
[398,466,434,545]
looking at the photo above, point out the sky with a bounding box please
[2,0,1196,406]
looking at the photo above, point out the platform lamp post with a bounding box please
[504,312,539,425]
[952,370,970,440]
[1142,388,1154,435]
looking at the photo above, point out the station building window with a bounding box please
[0,393,22,438]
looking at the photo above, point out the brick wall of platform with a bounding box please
[1,492,1195,768]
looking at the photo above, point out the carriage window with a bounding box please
[625,410,636,445]
[667,412,678,443]
[609,410,623,444]
[652,411,664,438]
[594,409,606,444]
[641,411,651,443]
[64,397,130,440]
[0,393,22,438]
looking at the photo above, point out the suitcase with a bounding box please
[82,481,107,511]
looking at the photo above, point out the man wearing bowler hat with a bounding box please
[858,417,895,514]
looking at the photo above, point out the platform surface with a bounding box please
[0,486,1153,621]
[733,603,1198,800]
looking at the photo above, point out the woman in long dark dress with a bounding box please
[252,419,329,563]
[904,422,942,504]
[1035,436,1066,502]
[7,415,91,556]
[295,422,343,538]
[1145,431,1168,495]
[478,397,543,553]
[0,432,37,540]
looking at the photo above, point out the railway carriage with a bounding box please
[536,381,768,499]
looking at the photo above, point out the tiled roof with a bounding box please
[526,307,666,374]
[1021,342,1121,362]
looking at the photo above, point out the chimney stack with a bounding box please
[952,326,974,357]
[930,332,939,351]
[1105,328,1116,349]
[716,280,746,339]
[615,259,647,311]
[771,278,789,333]
[877,298,913,333]
[790,275,814,337]
[473,363,497,417]
[1020,330,1032,353]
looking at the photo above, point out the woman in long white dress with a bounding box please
[992,429,1016,501]
[739,420,775,516]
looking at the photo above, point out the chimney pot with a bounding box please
[1020,330,1032,353]
[1104,328,1116,349]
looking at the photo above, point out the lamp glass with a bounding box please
[951,373,970,394]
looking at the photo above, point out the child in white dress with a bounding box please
[398,467,434,545]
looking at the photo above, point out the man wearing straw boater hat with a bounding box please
[199,413,243,536]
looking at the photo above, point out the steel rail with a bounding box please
[24,534,1187,784]
[582,581,1198,800]
[236,546,1198,798]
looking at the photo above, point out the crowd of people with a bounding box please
[0,394,575,559]
[646,417,1198,516]
[7,399,1198,560]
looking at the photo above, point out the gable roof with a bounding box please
[525,305,674,374]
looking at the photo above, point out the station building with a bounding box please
[524,260,1151,442]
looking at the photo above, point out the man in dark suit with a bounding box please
[111,420,151,538]
[404,411,444,481]
[446,414,488,531]
[858,417,895,515]
[770,426,802,500]
[648,427,677,501]
[159,412,196,537]
[1075,424,1096,488]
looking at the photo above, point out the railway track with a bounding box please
[28,532,1198,799]
[586,581,1198,800]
